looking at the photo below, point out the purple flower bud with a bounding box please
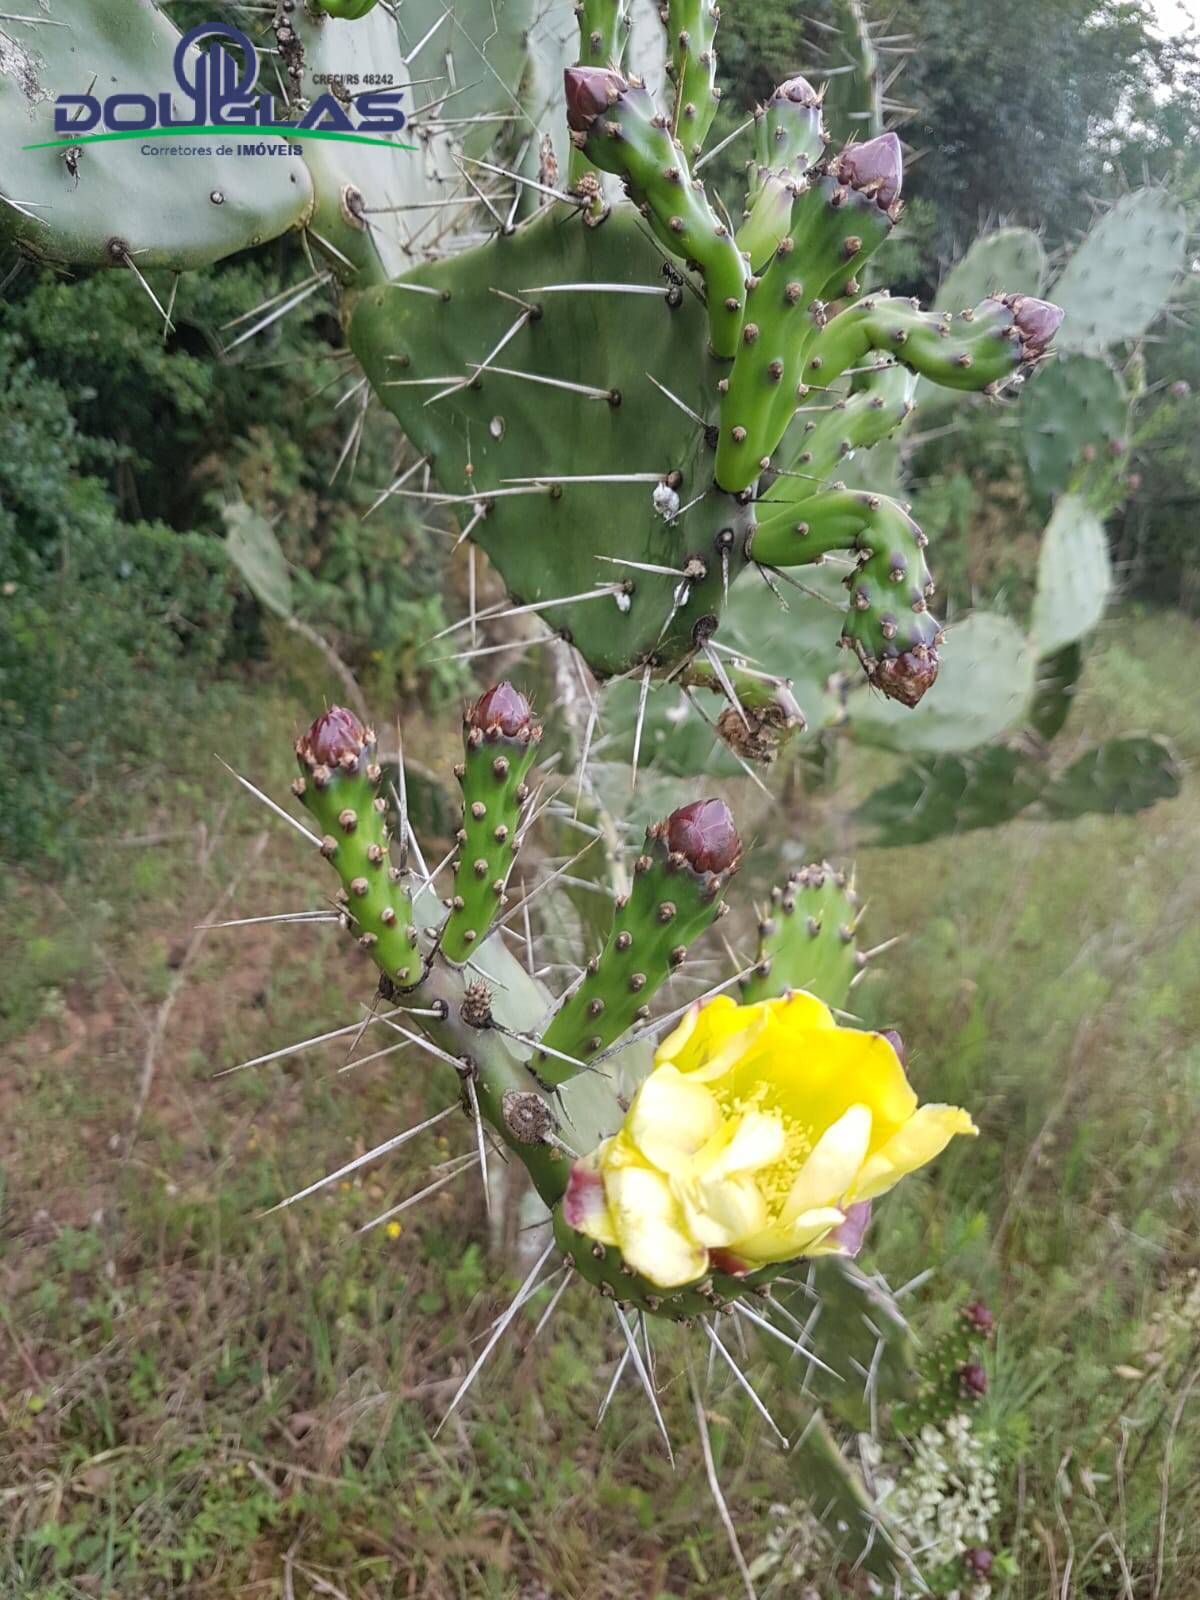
[872,645,939,707]
[467,682,534,738]
[959,1360,988,1397]
[667,799,741,874]
[298,706,368,768]
[771,75,820,108]
[965,1548,994,1578]
[1003,295,1064,359]
[1170,379,1191,399]
[963,1300,995,1336]
[880,1028,907,1068]
[564,65,626,135]
[831,1201,872,1257]
[836,132,903,210]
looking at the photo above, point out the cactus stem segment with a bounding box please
[750,488,942,705]
[536,801,741,1081]
[564,65,748,357]
[293,708,422,986]
[739,861,864,1010]
[441,684,543,965]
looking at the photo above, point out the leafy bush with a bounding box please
[0,341,232,860]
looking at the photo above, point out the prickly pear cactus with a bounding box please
[1048,188,1187,356]
[218,680,976,1587]
[345,3,1065,718]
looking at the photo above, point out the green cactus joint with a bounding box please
[805,290,1064,396]
[564,65,748,358]
[715,134,905,492]
[740,861,862,1010]
[440,683,543,965]
[738,75,828,268]
[293,707,421,986]
[664,0,722,161]
[315,0,380,17]
[536,799,740,1079]
[765,356,917,504]
[575,0,629,66]
[752,488,942,707]
[894,1300,995,1434]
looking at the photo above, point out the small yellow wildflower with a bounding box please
[564,992,976,1289]
[385,1221,403,1240]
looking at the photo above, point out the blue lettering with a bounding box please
[355,90,406,133]
[105,93,157,130]
[53,94,100,134]
[298,93,355,132]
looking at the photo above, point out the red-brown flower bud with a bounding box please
[959,1360,988,1397]
[836,131,903,210]
[298,706,368,768]
[667,799,740,874]
[963,1300,995,1336]
[564,65,626,135]
[1003,294,1064,359]
[466,681,535,738]
[872,645,940,708]
[772,74,820,108]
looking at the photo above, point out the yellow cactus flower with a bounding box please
[563,992,976,1289]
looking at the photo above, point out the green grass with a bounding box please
[2,609,1199,1598]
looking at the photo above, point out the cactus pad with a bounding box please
[0,4,312,269]
[1049,188,1187,354]
[935,227,1046,313]
[740,863,862,1010]
[1020,355,1129,507]
[349,204,753,676]
[1028,493,1113,657]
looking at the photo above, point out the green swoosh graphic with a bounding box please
[24,126,417,153]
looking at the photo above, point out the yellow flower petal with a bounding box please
[681,1172,769,1248]
[656,994,768,1083]
[765,991,837,1033]
[733,1205,846,1263]
[782,1103,873,1221]
[697,1110,787,1181]
[626,1065,723,1176]
[563,1149,619,1246]
[604,1163,707,1287]
[726,1025,916,1149]
[851,1104,978,1201]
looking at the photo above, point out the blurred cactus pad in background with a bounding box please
[2,0,1200,1596]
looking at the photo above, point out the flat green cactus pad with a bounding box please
[1020,354,1129,508]
[1049,188,1187,354]
[0,2,312,269]
[1038,735,1181,820]
[279,3,466,283]
[395,0,536,144]
[1029,493,1113,656]
[349,202,752,677]
[935,226,1046,312]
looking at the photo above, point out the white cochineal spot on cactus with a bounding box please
[652,481,682,521]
